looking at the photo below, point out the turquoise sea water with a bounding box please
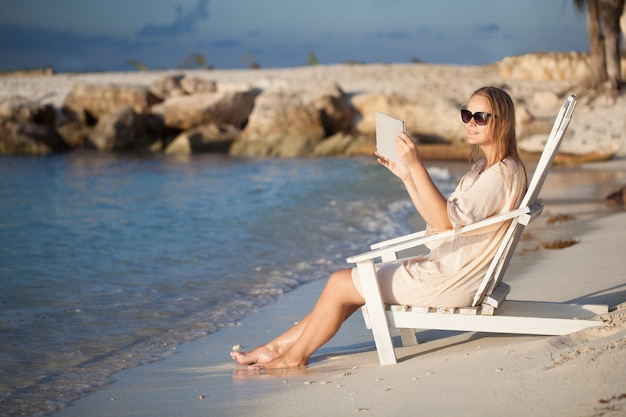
[0,152,458,416]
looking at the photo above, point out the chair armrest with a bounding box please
[347,205,533,264]
[370,230,427,250]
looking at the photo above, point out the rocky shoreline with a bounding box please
[1,53,624,160]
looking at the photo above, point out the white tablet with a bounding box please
[375,111,406,164]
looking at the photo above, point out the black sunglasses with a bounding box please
[460,109,495,126]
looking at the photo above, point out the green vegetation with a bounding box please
[179,53,213,69]
[242,52,261,69]
[307,51,320,66]
[126,59,150,71]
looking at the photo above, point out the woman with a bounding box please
[231,86,527,369]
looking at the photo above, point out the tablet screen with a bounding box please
[375,111,406,164]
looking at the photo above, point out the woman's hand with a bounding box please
[395,132,421,167]
[376,132,421,181]
[375,151,410,181]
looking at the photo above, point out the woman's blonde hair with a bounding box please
[468,86,523,170]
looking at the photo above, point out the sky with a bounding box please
[0,0,589,73]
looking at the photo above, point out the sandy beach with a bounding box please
[42,157,626,417]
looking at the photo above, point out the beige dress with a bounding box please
[352,158,527,308]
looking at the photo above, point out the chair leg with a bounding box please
[356,261,397,365]
[360,306,372,329]
[399,328,418,346]
[369,315,397,365]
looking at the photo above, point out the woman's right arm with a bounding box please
[377,132,452,231]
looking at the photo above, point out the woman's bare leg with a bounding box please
[249,268,364,369]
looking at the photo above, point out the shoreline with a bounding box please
[47,159,626,417]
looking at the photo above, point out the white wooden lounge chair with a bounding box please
[347,94,609,365]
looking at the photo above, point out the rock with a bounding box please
[149,74,186,99]
[0,120,68,155]
[310,83,353,136]
[87,106,155,152]
[230,91,325,157]
[499,52,589,81]
[56,116,90,148]
[499,52,626,81]
[514,101,546,139]
[181,77,217,95]
[2,55,625,159]
[519,131,622,158]
[63,83,157,125]
[164,123,240,154]
[0,96,57,125]
[159,87,256,130]
[530,91,561,111]
[229,83,353,157]
[149,74,217,100]
[0,96,88,151]
[606,186,626,206]
[144,113,178,146]
[313,132,374,157]
[515,102,533,126]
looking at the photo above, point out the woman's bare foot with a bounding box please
[248,354,307,370]
[230,345,278,365]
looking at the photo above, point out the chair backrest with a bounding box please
[471,94,577,306]
[520,94,577,208]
